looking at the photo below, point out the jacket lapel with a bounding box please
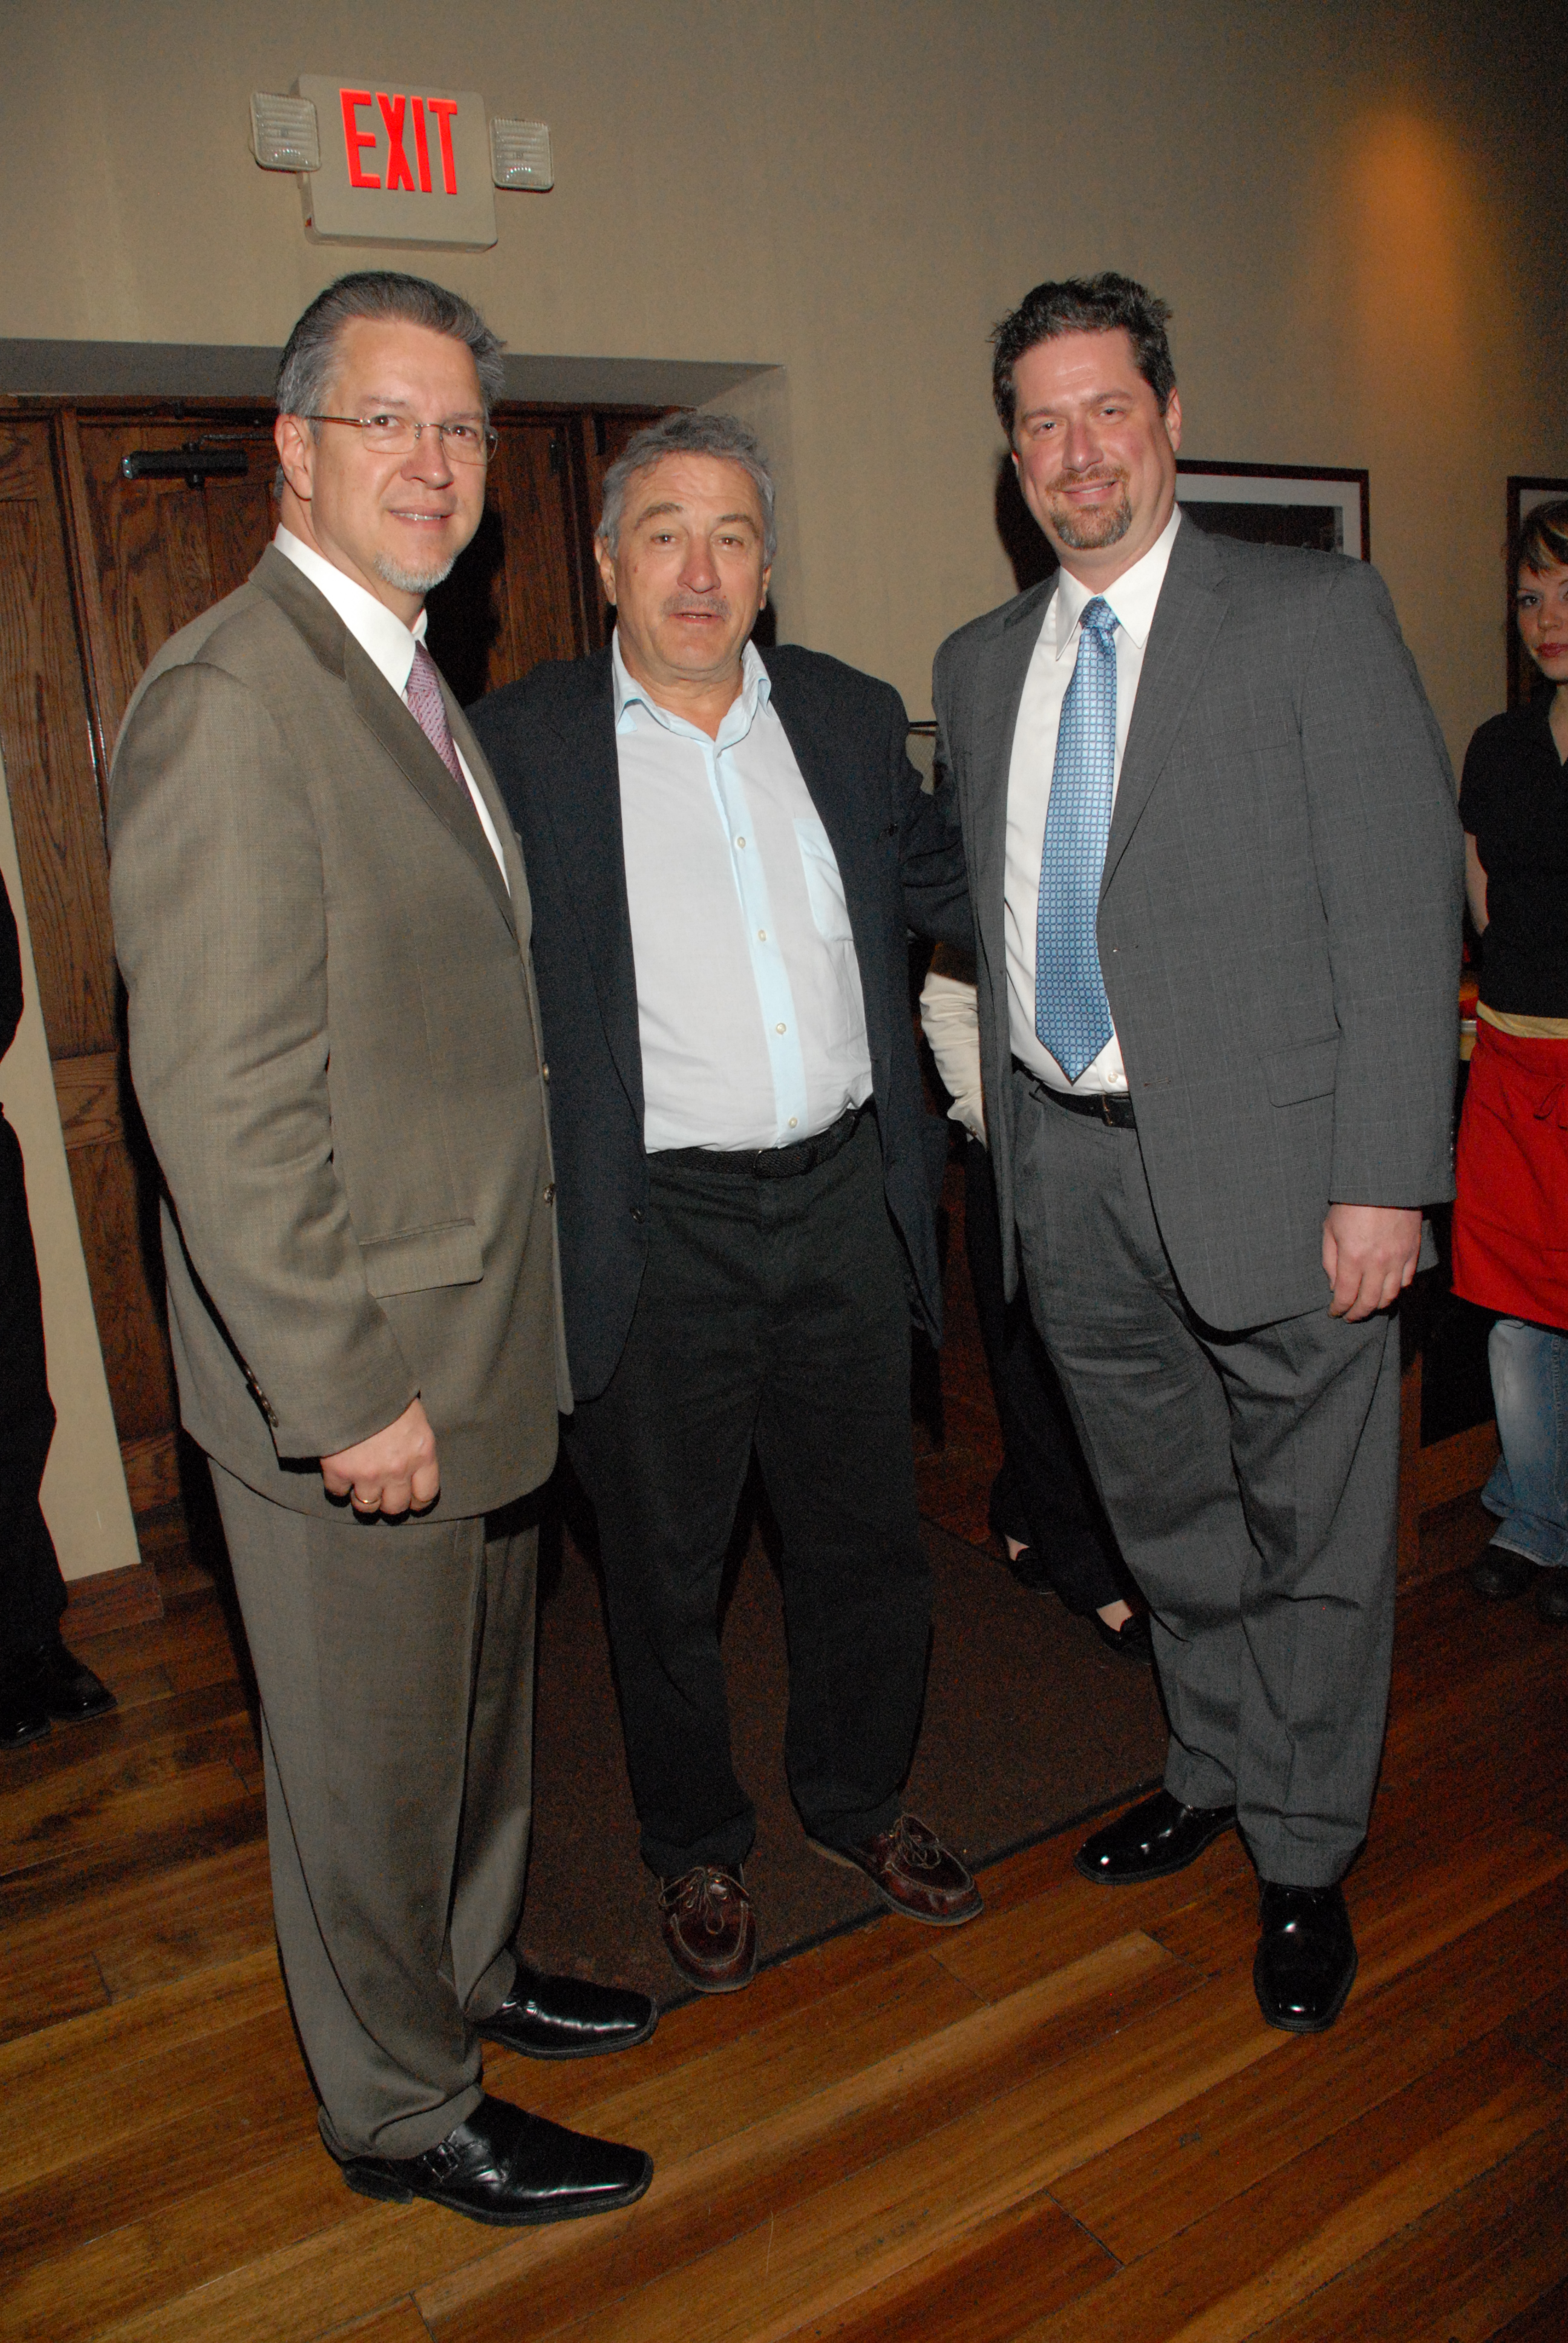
[970,586,1051,1003]
[1101,517,1227,892]
[533,653,645,1120]
[448,696,526,942]
[250,548,517,940]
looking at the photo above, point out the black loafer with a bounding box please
[1537,1571,1568,1625]
[1254,1881,1357,2033]
[35,1636,117,1722]
[0,1673,51,1750]
[1470,1547,1537,1602]
[479,1965,658,2060]
[1074,1787,1236,1884]
[1093,1610,1153,1663]
[337,2094,653,2226]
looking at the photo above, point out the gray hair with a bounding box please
[598,410,777,563]
[275,270,505,424]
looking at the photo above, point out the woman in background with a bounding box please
[1452,499,1568,1627]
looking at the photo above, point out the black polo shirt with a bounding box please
[1459,696,1568,1016]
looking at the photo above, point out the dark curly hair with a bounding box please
[991,272,1176,437]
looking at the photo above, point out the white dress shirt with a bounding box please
[1005,504,1182,1092]
[273,526,510,888]
[613,634,873,1153]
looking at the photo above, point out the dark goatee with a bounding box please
[1048,479,1134,551]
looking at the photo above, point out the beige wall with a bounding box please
[0,755,141,1582]
[2,1,1565,764]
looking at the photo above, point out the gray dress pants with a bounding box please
[1010,1075,1400,1887]
[210,1463,537,2160]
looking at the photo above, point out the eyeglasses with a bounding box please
[305,413,499,465]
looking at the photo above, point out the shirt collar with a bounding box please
[274,525,426,698]
[612,631,771,746]
[1049,503,1183,659]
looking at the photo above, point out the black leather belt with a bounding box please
[650,1100,869,1181]
[1013,1058,1135,1129]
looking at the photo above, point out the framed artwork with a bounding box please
[1175,459,1369,561]
[1506,476,1568,707]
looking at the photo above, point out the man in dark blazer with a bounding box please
[110,272,653,2224]
[471,410,980,1993]
[916,275,1463,2033]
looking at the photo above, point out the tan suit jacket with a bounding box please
[109,546,569,1519]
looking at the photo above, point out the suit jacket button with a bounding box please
[630,1207,645,1223]
[544,1182,557,1204]
[541,1064,550,1081]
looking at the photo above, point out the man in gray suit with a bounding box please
[110,272,653,2223]
[920,274,1462,2031]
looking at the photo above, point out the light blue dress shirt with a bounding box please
[613,635,873,1152]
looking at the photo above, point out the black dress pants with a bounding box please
[0,1107,67,1673]
[564,1113,932,1879]
[961,1136,1128,1617]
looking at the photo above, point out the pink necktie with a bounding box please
[404,641,465,789]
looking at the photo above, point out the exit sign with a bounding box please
[297,75,496,248]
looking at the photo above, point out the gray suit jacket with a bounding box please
[926,519,1465,1331]
[109,546,569,1519]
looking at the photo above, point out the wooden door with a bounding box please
[0,393,665,1549]
[0,415,180,1513]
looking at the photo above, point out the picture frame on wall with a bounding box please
[1175,459,1369,562]
[1505,476,1568,707]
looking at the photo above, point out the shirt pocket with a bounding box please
[793,818,855,945]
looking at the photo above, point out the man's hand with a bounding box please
[321,1397,440,1516]
[1322,1204,1423,1321]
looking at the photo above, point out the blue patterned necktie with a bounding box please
[1035,597,1119,1081]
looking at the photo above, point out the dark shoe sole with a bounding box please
[478,2009,659,2060]
[340,2151,654,2223]
[1254,1944,1357,2035]
[663,1954,756,1993]
[807,1837,984,1925]
[1073,1810,1235,1886]
[1,1719,52,1751]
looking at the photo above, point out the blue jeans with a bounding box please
[1483,1317,1568,1568]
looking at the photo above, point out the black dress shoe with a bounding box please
[479,1965,658,2060]
[35,1636,117,1722]
[1254,1881,1357,2033]
[0,1670,51,1751]
[336,2094,653,2226]
[1470,1546,1537,1602]
[1093,1610,1153,1663]
[1074,1787,1236,1884]
[1537,1571,1568,1625]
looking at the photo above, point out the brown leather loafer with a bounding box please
[809,1813,982,1925]
[658,1864,757,1991]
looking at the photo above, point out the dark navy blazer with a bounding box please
[469,643,956,1402]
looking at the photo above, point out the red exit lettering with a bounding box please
[339,88,459,195]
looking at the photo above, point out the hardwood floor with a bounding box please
[3,1518,1566,2342]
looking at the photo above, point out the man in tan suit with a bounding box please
[109,273,653,2226]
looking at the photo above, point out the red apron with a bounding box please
[1451,1022,1568,1331]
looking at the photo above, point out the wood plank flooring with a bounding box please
[4,1527,1566,2341]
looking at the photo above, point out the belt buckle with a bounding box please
[1097,1094,1119,1128]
